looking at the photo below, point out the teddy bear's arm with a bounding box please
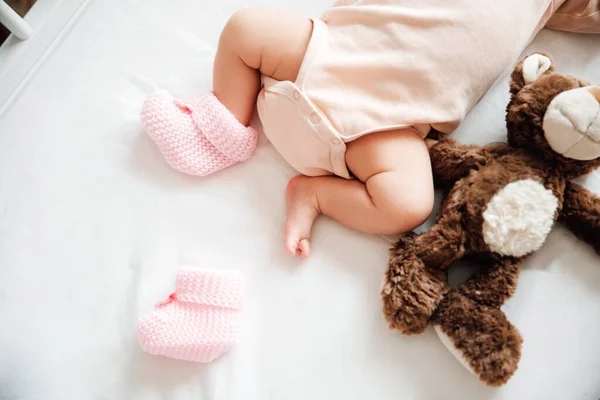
[428,137,489,186]
[559,181,600,255]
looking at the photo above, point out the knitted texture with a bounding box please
[189,94,257,162]
[140,90,257,176]
[138,267,244,363]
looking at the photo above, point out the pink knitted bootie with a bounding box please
[138,267,244,362]
[141,91,258,176]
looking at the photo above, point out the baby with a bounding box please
[141,0,599,258]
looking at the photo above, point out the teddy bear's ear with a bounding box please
[510,53,555,95]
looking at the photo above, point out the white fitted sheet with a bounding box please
[0,1,599,399]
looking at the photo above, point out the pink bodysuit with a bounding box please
[257,0,600,178]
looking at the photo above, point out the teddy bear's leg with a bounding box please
[381,213,466,335]
[431,257,523,386]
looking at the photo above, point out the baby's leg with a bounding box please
[214,9,313,125]
[142,10,310,176]
[285,129,434,257]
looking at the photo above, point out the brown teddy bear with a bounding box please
[380,52,600,386]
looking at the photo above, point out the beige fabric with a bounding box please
[257,0,597,178]
[258,20,352,178]
[547,0,600,33]
[306,0,555,140]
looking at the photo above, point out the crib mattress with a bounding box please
[0,0,599,398]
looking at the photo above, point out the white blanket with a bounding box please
[0,0,599,399]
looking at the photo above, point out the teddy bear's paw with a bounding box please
[432,291,523,386]
[387,232,418,257]
[381,240,448,335]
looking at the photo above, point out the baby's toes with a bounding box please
[285,235,299,256]
[297,239,311,258]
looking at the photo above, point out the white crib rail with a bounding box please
[0,1,32,40]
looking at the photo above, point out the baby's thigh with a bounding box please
[222,9,313,81]
[346,128,434,217]
[346,128,432,182]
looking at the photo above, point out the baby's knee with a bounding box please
[385,198,433,234]
[369,172,434,234]
[400,194,434,230]
[220,9,261,46]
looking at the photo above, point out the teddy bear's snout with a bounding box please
[542,86,600,160]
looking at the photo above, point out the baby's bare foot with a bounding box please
[285,176,320,258]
